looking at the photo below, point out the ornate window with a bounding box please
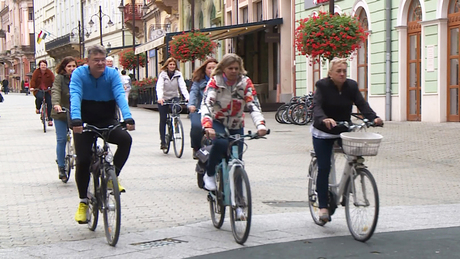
[357,8,369,100]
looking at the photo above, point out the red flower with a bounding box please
[169,31,217,62]
[295,11,367,63]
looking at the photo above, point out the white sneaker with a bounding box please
[203,173,216,191]
[236,207,246,221]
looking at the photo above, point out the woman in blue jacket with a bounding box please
[187,58,218,159]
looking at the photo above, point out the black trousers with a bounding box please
[74,122,132,199]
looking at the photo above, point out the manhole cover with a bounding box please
[263,200,308,207]
[131,238,187,248]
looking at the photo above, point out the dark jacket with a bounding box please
[30,68,55,96]
[312,77,377,135]
[51,74,70,121]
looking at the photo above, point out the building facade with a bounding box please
[34,0,131,71]
[0,0,34,93]
[296,0,460,123]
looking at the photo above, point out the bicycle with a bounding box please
[308,119,383,242]
[57,108,76,183]
[85,122,126,246]
[208,130,269,244]
[162,100,186,158]
[32,88,51,133]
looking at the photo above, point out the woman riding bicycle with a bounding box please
[30,60,55,126]
[188,58,218,159]
[51,56,77,181]
[156,57,189,150]
[312,57,383,223]
[201,53,267,191]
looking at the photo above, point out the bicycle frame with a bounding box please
[328,153,364,205]
[219,141,245,207]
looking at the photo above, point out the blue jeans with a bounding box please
[206,121,243,177]
[312,136,341,209]
[189,112,202,150]
[55,119,68,168]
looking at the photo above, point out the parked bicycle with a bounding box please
[162,100,186,158]
[32,88,51,133]
[308,118,383,242]
[85,122,126,246]
[275,92,314,125]
[208,130,269,244]
[57,108,76,183]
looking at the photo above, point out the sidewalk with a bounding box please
[1,93,460,258]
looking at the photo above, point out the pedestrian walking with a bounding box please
[2,78,9,94]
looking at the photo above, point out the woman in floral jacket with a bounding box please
[200,53,267,192]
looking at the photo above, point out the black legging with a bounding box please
[35,91,52,121]
[74,123,132,199]
[158,97,180,145]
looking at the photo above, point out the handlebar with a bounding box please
[215,129,271,140]
[336,119,383,131]
[82,123,127,140]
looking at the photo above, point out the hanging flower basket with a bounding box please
[132,76,157,89]
[295,11,368,64]
[169,31,217,62]
[119,49,147,70]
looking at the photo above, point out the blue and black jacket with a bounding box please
[70,65,133,126]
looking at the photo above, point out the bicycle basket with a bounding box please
[340,132,383,156]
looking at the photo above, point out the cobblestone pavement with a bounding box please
[1,93,460,257]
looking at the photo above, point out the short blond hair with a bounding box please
[328,57,348,76]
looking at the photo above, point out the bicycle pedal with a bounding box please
[77,220,88,224]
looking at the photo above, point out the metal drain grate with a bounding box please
[131,238,187,248]
[263,200,308,207]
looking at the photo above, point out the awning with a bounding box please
[135,37,165,55]
[134,18,283,54]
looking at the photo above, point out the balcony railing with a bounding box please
[45,34,71,51]
[124,4,143,23]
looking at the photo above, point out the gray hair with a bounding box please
[212,53,247,77]
[87,45,107,59]
[106,56,114,61]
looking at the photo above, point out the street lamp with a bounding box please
[70,21,91,58]
[88,5,114,46]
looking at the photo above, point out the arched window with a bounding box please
[447,0,460,121]
[407,0,422,121]
[357,8,369,100]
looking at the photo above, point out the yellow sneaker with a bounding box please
[107,178,125,193]
[74,203,88,223]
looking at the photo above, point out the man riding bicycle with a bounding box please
[70,45,135,223]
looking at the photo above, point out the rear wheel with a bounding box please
[172,117,184,158]
[345,168,379,242]
[87,171,99,231]
[209,165,225,228]
[163,120,171,154]
[291,103,307,125]
[275,104,289,124]
[229,166,252,244]
[103,167,121,246]
[308,159,326,226]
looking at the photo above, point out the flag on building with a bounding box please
[37,31,48,44]
[37,31,43,44]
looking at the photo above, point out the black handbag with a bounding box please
[195,145,212,163]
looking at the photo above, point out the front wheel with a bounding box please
[229,166,252,245]
[63,136,73,183]
[209,165,225,228]
[41,102,47,133]
[103,166,121,246]
[87,171,99,231]
[172,117,184,158]
[345,168,379,242]
[163,120,171,154]
[307,159,326,226]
